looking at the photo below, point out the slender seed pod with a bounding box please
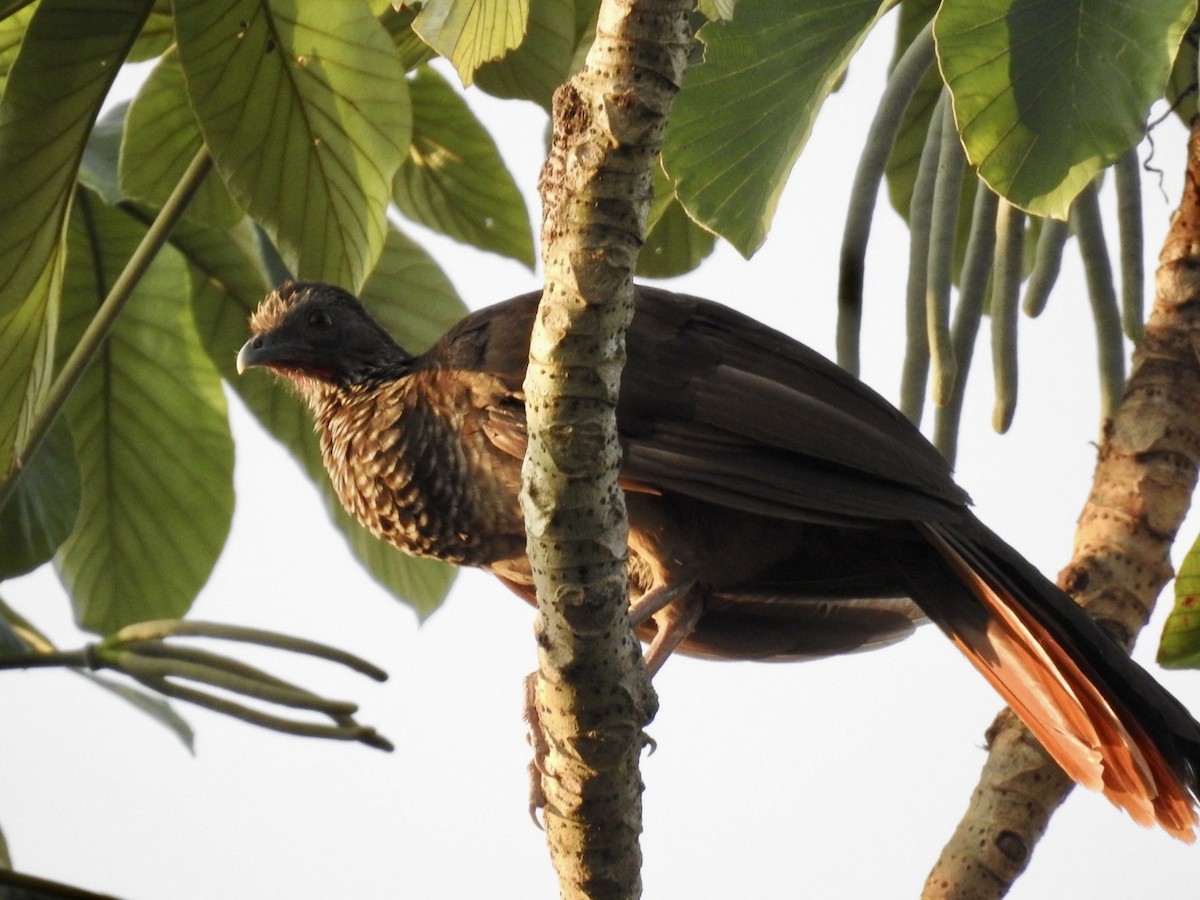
[1021,217,1070,317]
[927,96,966,407]
[1114,146,1145,340]
[992,200,1025,433]
[1071,181,1126,420]
[837,21,936,374]
[934,184,1000,463]
[899,89,947,424]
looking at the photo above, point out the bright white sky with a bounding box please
[3,14,1200,899]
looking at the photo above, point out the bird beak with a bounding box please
[236,337,266,375]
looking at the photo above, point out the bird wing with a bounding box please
[444,286,966,528]
[619,287,968,525]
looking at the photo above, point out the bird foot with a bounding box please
[523,671,548,828]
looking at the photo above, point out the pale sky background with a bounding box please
[3,14,1200,899]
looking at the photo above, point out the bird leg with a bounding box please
[629,576,703,675]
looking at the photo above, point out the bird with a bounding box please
[237,280,1200,839]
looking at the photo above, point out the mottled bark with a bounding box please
[924,119,1200,898]
[522,2,693,897]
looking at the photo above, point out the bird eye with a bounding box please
[308,310,333,329]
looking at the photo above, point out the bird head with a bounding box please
[237,282,412,390]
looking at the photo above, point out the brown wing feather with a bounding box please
[461,287,968,525]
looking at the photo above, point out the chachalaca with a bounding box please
[238,281,1200,839]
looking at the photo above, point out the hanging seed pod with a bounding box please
[837,21,936,375]
[1021,217,1070,317]
[991,200,1025,433]
[1071,180,1126,420]
[933,183,1000,463]
[1114,146,1145,340]
[927,95,966,408]
[899,89,947,424]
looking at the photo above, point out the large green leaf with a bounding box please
[188,222,463,616]
[54,190,234,635]
[0,0,152,474]
[473,0,586,110]
[0,2,34,91]
[662,0,891,257]
[413,0,530,86]
[936,0,1195,218]
[0,0,150,315]
[0,417,78,579]
[394,66,534,268]
[121,50,243,228]
[173,0,409,292]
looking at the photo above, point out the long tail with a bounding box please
[909,514,1200,840]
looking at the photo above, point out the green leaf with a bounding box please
[394,66,534,267]
[0,0,152,473]
[413,0,530,86]
[0,2,35,91]
[128,8,173,61]
[1159,530,1200,668]
[639,201,717,278]
[174,0,410,292]
[79,103,129,205]
[1165,20,1198,125]
[474,0,582,110]
[698,0,736,21]
[936,0,1195,218]
[121,50,243,228]
[0,0,152,317]
[74,670,196,752]
[358,225,469,351]
[55,190,234,635]
[662,0,891,257]
[189,222,463,616]
[0,250,60,480]
[254,224,296,288]
[638,162,716,278]
[0,416,79,579]
[380,4,437,71]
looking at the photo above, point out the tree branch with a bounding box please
[924,118,1200,898]
[524,1,693,896]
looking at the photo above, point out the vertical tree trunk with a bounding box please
[523,1,694,897]
[924,118,1200,898]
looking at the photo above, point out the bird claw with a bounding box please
[524,671,548,829]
